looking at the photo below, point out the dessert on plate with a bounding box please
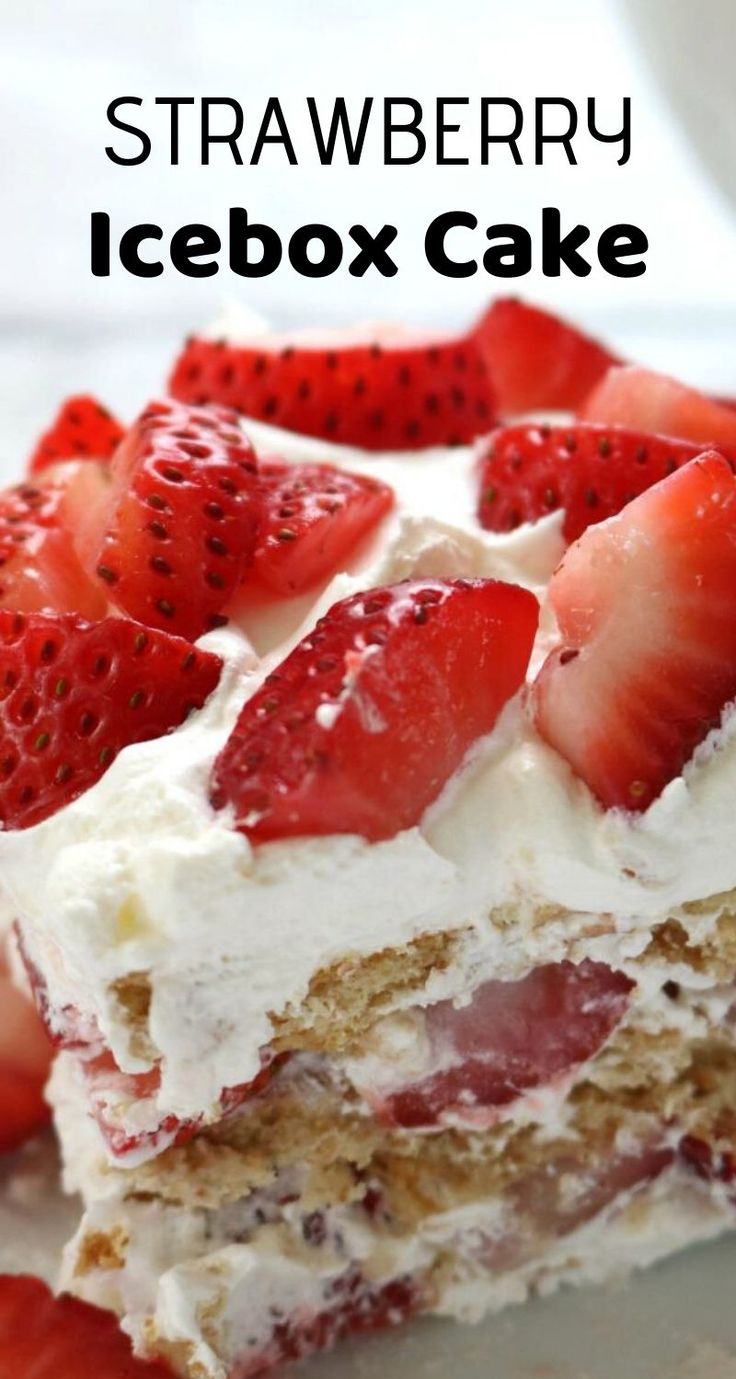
[3,298,736,1377]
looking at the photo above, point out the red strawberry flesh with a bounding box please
[477,423,736,544]
[369,960,633,1129]
[169,334,496,450]
[580,366,736,448]
[473,298,619,413]
[28,395,124,476]
[91,399,260,640]
[0,944,52,1154]
[251,460,394,595]
[0,609,222,829]
[534,452,736,810]
[0,1274,173,1378]
[0,466,109,620]
[212,578,538,843]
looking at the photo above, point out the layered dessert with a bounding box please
[4,298,736,1376]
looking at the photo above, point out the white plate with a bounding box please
[4,1136,736,1379]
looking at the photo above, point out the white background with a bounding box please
[1,0,736,464]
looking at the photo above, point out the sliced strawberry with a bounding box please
[28,395,125,476]
[580,366,736,448]
[90,399,260,640]
[0,609,222,830]
[533,452,736,811]
[80,1047,284,1160]
[0,1275,173,1378]
[212,578,538,843]
[367,960,633,1129]
[169,332,496,450]
[477,423,736,544]
[0,945,52,1153]
[679,1134,736,1187]
[0,465,109,619]
[250,461,394,595]
[473,298,620,413]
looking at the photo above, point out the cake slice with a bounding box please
[5,307,736,1376]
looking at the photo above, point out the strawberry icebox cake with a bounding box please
[4,298,736,1377]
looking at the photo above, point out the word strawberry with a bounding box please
[580,365,736,448]
[0,609,222,829]
[473,297,619,413]
[477,423,736,544]
[91,399,260,640]
[0,945,52,1153]
[212,577,538,842]
[28,395,124,476]
[0,1275,173,1378]
[0,466,109,620]
[534,453,736,811]
[169,333,496,450]
[251,461,394,595]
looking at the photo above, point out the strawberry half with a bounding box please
[0,466,109,619]
[534,452,736,811]
[473,298,620,413]
[477,423,736,544]
[579,366,736,448]
[28,395,124,476]
[250,461,394,596]
[211,578,538,843]
[0,945,52,1153]
[90,399,260,640]
[169,332,496,450]
[0,1275,173,1378]
[0,609,222,829]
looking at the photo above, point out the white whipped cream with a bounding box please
[3,416,736,1134]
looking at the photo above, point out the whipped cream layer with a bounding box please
[3,418,736,1133]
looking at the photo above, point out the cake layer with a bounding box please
[56,1029,736,1378]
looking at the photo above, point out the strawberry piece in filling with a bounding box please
[78,1047,284,1160]
[364,960,634,1130]
[238,1269,424,1379]
[169,331,497,450]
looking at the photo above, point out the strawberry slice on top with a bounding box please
[477,423,736,545]
[579,365,736,448]
[0,464,109,620]
[533,452,736,811]
[169,329,496,451]
[90,399,261,640]
[0,1274,173,1378]
[473,297,620,413]
[211,577,538,843]
[0,609,222,830]
[28,395,125,476]
[249,461,394,596]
